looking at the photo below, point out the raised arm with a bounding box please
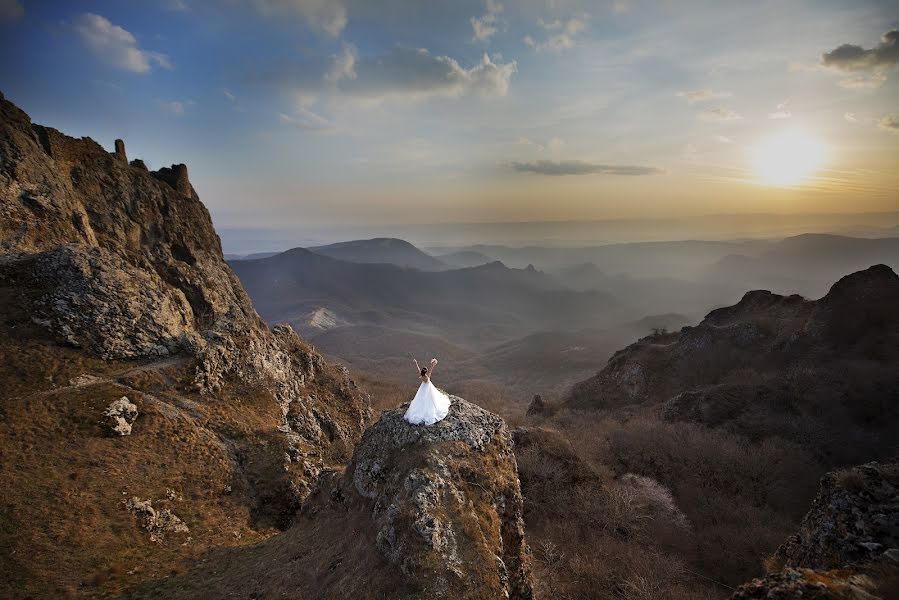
[413,358,421,373]
[428,358,438,375]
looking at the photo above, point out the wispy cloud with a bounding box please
[878,114,899,134]
[280,94,334,132]
[471,0,504,43]
[523,15,589,52]
[335,47,516,101]
[511,159,662,176]
[325,43,357,83]
[675,89,731,104]
[74,13,172,74]
[517,136,564,153]
[699,107,742,122]
[249,0,347,37]
[769,100,791,119]
[837,73,886,89]
[164,0,189,11]
[158,99,193,116]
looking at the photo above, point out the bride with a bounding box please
[404,358,451,425]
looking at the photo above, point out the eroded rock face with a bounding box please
[0,92,371,507]
[32,245,196,359]
[348,395,535,600]
[731,462,899,600]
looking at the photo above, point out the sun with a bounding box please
[750,129,827,186]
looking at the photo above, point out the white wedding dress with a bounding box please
[404,379,451,425]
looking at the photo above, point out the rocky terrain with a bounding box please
[3,90,899,600]
[0,92,539,600]
[126,396,534,599]
[731,462,899,599]
[564,263,899,463]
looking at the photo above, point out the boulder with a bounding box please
[104,396,139,436]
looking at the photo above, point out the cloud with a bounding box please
[699,107,742,122]
[279,111,333,131]
[878,114,899,134]
[250,0,347,37]
[769,100,791,119]
[675,89,731,104]
[837,73,886,89]
[336,47,516,100]
[844,112,857,122]
[158,100,193,116]
[0,0,24,22]
[164,0,190,11]
[280,94,334,131]
[716,135,734,144]
[524,15,589,52]
[326,43,357,82]
[471,0,503,43]
[511,159,662,176]
[821,30,899,72]
[518,136,563,153]
[74,13,172,73]
[223,89,236,102]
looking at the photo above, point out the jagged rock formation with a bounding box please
[563,264,899,462]
[731,462,899,599]
[0,92,371,598]
[0,90,369,469]
[123,396,535,600]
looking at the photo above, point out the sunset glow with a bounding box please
[751,130,828,187]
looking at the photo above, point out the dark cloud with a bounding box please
[821,30,899,71]
[511,160,663,176]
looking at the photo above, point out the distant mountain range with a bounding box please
[309,237,448,270]
[230,233,899,400]
[229,247,623,348]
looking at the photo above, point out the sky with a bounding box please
[1,0,898,235]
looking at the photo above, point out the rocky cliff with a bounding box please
[0,92,370,598]
[563,264,899,463]
[123,396,535,600]
[731,462,899,599]
[0,92,536,600]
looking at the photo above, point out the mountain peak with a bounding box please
[311,237,446,270]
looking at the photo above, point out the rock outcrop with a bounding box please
[347,395,534,599]
[563,264,899,462]
[104,396,139,436]
[122,395,536,600]
[0,92,371,598]
[0,90,370,484]
[731,462,899,599]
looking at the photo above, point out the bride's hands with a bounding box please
[430,358,438,366]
